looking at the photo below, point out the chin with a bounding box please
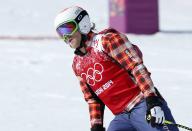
[71,41,80,48]
[70,43,78,49]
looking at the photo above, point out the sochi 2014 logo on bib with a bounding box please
[81,63,104,86]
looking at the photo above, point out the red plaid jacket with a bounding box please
[72,28,157,127]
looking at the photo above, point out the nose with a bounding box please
[63,35,72,43]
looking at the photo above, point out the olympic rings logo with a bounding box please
[81,63,104,86]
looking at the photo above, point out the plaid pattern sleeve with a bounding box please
[102,32,157,97]
[77,76,105,127]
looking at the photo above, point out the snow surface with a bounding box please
[0,0,192,131]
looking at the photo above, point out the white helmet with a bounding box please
[54,6,92,35]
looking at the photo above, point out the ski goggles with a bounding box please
[56,10,88,42]
[56,20,78,42]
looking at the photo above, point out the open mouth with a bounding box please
[68,38,73,43]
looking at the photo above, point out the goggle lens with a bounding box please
[56,21,77,37]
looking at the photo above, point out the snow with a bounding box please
[0,0,192,131]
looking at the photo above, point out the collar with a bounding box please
[84,31,97,46]
[74,31,97,56]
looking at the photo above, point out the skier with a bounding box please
[54,6,179,131]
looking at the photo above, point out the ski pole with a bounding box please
[147,115,192,131]
[164,120,192,131]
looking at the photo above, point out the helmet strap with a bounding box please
[74,34,87,56]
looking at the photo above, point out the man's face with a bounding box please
[66,31,82,49]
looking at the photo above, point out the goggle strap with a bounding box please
[75,10,88,24]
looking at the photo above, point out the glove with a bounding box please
[146,96,165,127]
[91,125,105,131]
